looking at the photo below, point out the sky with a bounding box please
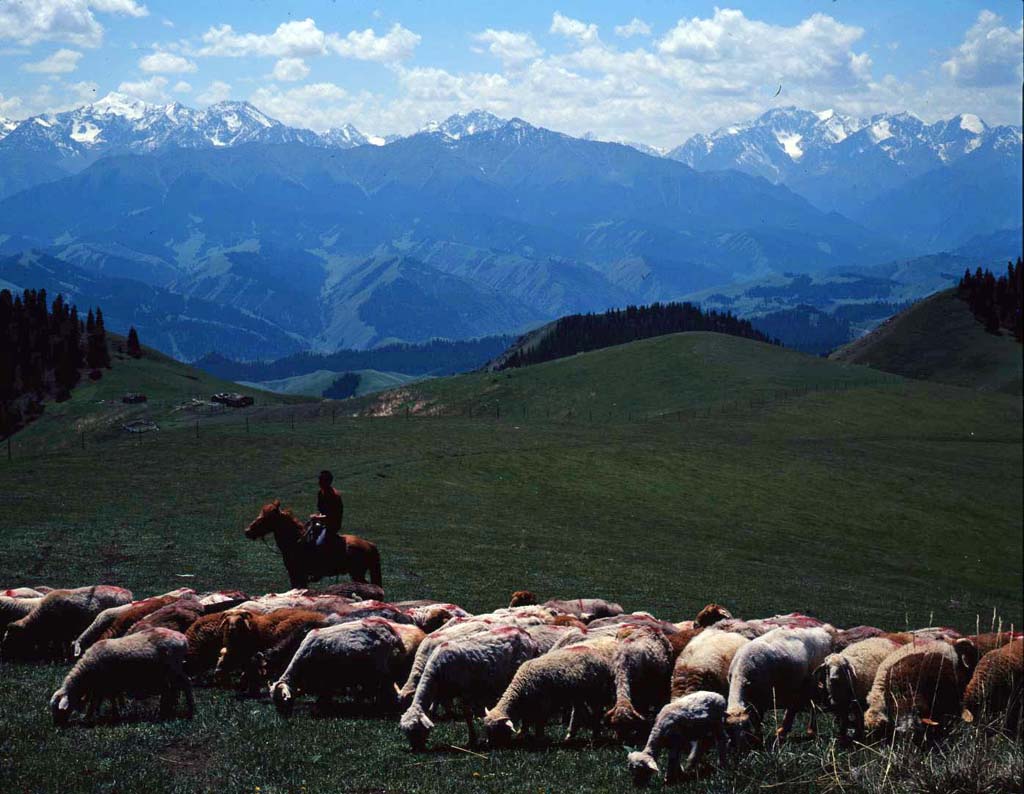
[0,0,1021,148]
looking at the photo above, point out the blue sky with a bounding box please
[1,1,1021,147]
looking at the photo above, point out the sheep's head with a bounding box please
[420,607,453,634]
[606,702,647,743]
[626,750,659,787]
[400,707,434,751]
[695,603,733,627]
[270,682,294,717]
[814,655,851,709]
[483,708,518,747]
[509,590,537,608]
[49,688,78,726]
[726,706,760,751]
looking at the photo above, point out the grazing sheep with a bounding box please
[833,626,887,651]
[967,631,1022,656]
[626,692,729,786]
[863,638,978,739]
[273,618,426,717]
[402,603,470,633]
[401,626,540,749]
[962,638,1022,733]
[215,608,328,693]
[815,636,904,744]
[525,623,588,654]
[695,604,734,628]
[726,626,834,747]
[50,627,193,726]
[3,587,46,599]
[4,585,133,659]
[397,619,500,708]
[544,598,624,623]
[1,596,41,629]
[672,629,750,700]
[484,635,618,746]
[589,613,678,634]
[605,625,675,742]
[126,598,205,636]
[93,594,185,644]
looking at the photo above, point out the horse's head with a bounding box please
[245,500,284,540]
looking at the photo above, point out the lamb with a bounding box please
[507,591,623,623]
[273,618,426,717]
[605,625,675,742]
[814,636,904,744]
[4,585,133,659]
[215,608,328,693]
[672,629,750,700]
[401,626,540,749]
[725,626,834,747]
[863,638,978,739]
[50,627,193,726]
[626,692,729,786]
[483,635,618,746]
[961,638,1022,733]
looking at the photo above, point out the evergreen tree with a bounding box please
[126,326,142,358]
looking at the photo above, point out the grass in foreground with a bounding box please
[0,332,1020,793]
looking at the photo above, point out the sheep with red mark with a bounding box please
[863,638,978,740]
[401,603,470,633]
[605,624,675,742]
[725,626,834,747]
[401,625,540,749]
[626,692,729,786]
[4,585,133,659]
[672,629,750,700]
[1,596,41,630]
[484,635,618,746]
[814,636,905,744]
[126,597,205,636]
[962,638,1023,733]
[3,587,46,599]
[271,618,424,717]
[215,608,328,693]
[50,627,193,726]
[91,593,188,645]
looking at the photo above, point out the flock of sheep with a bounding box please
[2,583,1021,786]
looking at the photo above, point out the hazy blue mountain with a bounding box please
[670,107,1022,248]
[0,250,303,361]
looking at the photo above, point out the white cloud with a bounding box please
[22,48,83,73]
[550,12,599,46]
[472,29,542,66]
[138,51,196,73]
[117,74,168,102]
[196,80,232,105]
[0,0,146,48]
[614,18,651,39]
[941,10,1023,87]
[199,18,326,57]
[272,57,310,82]
[173,80,191,93]
[0,93,26,118]
[249,82,351,129]
[327,23,420,63]
[68,80,99,101]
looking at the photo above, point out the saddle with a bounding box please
[302,521,345,581]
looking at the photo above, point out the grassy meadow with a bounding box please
[1,332,1021,793]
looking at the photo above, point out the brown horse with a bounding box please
[244,500,382,589]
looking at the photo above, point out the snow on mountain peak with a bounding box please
[959,113,985,134]
[422,109,507,140]
[89,92,152,120]
[815,109,834,122]
[774,131,804,160]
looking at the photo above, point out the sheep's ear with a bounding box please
[393,682,402,695]
[422,714,434,730]
[813,663,828,688]
[59,695,70,712]
[954,639,978,671]
[272,499,281,509]
[961,708,975,723]
[484,707,491,717]
[920,717,939,727]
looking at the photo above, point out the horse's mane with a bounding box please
[262,501,305,532]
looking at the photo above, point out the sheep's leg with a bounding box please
[565,703,585,741]
[83,694,101,724]
[664,745,683,784]
[685,737,706,770]
[462,703,478,747]
[715,728,729,769]
[852,702,865,742]
[806,703,818,737]
[532,720,545,741]
[182,679,195,719]
[776,707,798,742]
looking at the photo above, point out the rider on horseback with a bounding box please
[309,470,343,552]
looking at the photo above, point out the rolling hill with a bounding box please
[830,289,1022,394]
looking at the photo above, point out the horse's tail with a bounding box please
[369,545,383,588]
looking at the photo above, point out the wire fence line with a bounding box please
[1,377,911,464]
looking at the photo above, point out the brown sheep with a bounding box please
[185,611,231,677]
[509,590,538,608]
[864,638,978,740]
[672,628,750,700]
[695,603,733,628]
[96,595,182,643]
[126,598,205,636]
[962,638,1023,733]
[215,608,328,693]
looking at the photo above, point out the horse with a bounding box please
[244,500,383,589]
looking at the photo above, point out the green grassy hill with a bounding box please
[1,330,1020,794]
[12,336,307,449]
[830,289,1023,394]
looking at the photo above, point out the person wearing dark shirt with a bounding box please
[310,469,343,548]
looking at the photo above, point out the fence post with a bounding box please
[6,435,10,461]
[291,411,295,430]
[246,417,250,434]
[195,419,199,439]
[496,402,500,420]
[81,431,85,450]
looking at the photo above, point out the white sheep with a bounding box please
[270,618,417,716]
[72,588,195,658]
[50,627,193,726]
[627,691,729,786]
[4,585,133,658]
[483,635,618,745]
[672,629,750,699]
[726,626,834,747]
[815,636,904,743]
[401,625,540,749]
